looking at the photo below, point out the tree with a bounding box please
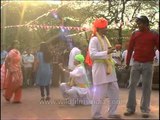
[1,1,159,51]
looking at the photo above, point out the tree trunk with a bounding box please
[118,26,122,44]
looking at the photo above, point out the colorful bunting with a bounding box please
[1,24,91,31]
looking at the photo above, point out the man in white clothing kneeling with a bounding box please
[59,54,91,106]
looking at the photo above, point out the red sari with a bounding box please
[1,49,23,102]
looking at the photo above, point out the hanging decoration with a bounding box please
[1,24,91,31]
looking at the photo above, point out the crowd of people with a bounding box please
[1,15,159,119]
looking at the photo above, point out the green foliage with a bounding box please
[1,1,159,51]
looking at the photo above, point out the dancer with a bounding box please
[59,54,91,106]
[2,40,23,103]
[34,42,52,102]
[89,18,120,119]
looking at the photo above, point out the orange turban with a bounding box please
[92,18,108,35]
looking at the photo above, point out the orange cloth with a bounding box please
[3,73,22,102]
[86,18,108,66]
[85,49,92,67]
[92,17,108,35]
[2,49,23,102]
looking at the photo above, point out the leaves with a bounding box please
[1,1,159,51]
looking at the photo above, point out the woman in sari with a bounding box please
[1,40,23,103]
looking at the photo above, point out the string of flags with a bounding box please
[1,20,135,31]
[1,24,91,31]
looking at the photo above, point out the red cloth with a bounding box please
[92,17,108,35]
[85,49,92,67]
[125,41,129,49]
[93,18,108,28]
[126,30,159,65]
[1,49,23,89]
[2,49,23,102]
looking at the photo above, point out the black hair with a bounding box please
[136,16,149,26]
[40,42,52,63]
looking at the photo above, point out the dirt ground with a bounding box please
[1,87,159,120]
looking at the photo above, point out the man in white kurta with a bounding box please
[60,54,91,106]
[89,18,120,119]
[68,46,81,70]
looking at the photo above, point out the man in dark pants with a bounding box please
[124,16,159,118]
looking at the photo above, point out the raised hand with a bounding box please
[108,47,116,54]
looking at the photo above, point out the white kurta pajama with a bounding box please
[89,36,120,118]
[68,47,81,70]
[60,64,91,106]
